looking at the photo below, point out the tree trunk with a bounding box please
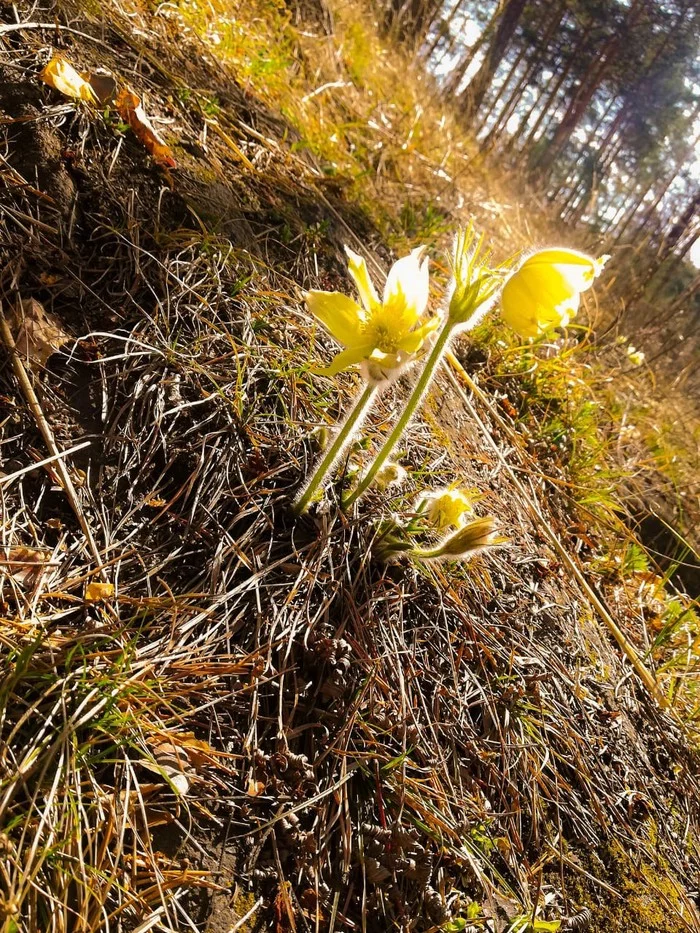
[423,0,463,61]
[475,44,527,139]
[534,0,646,176]
[657,189,700,264]
[440,0,507,97]
[519,41,581,154]
[493,0,567,152]
[456,0,528,121]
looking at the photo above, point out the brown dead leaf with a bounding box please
[40,55,97,103]
[1,546,52,587]
[144,737,194,796]
[7,298,71,370]
[85,69,118,106]
[85,581,115,603]
[115,88,176,169]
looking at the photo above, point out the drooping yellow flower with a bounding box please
[306,246,439,382]
[420,488,474,532]
[501,248,609,339]
[425,516,503,560]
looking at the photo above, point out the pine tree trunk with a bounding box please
[423,0,468,62]
[475,45,527,138]
[519,44,580,153]
[534,0,645,176]
[457,0,528,121]
[383,0,444,46]
[440,0,507,97]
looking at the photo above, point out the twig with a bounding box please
[228,897,263,932]
[0,301,106,579]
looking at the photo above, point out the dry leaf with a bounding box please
[115,88,176,169]
[85,69,118,106]
[8,298,71,370]
[144,737,196,796]
[247,778,266,797]
[1,546,52,587]
[85,581,115,602]
[39,55,97,103]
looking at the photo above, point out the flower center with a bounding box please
[365,319,398,353]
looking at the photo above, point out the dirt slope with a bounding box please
[1,2,699,931]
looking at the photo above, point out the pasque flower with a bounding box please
[342,227,501,509]
[419,488,473,532]
[411,516,504,561]
[306,246,439,383]
[501,248,609,339]
[627,345,645,366]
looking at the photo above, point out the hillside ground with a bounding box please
[1,0,699,931]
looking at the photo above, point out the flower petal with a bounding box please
[306,290,365,348]
[397,315,440,353]
[521,249,600,294]
[345,247,380,313]
[383,247,429,326]
[556,294,580,326]
[316,343,375,376]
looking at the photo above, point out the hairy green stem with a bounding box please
[293,382,377,515]
[343,322,454,509]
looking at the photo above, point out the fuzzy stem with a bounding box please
[293,382,377,515]
[343,321,454,509]
[410,546,442,560]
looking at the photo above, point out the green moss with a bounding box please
[564,842,696,933]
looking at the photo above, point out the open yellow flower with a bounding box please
[306,246,439,382]
[501,248,609,339]
[420,488,473,532]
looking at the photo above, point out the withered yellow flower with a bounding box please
[501,248,609,339]
[306,246,439,382]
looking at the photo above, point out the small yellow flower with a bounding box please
[627,345,645,366]
[374,461,407,491]
[501,248,609,339]
[306,246,439,382]
[420,488,474,532]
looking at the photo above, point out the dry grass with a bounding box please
[0,0,699,931]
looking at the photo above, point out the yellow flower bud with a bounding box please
[447,226,500,328]
[412,516,504,561]
[501,248,609,339]
[373,461,407,491]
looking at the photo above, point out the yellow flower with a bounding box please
[627,345,645,366]
[374,461,407,491]
[426,516,503,560]
[501,248,609,339]
[420,488,473,532]
[306,246,439,382]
